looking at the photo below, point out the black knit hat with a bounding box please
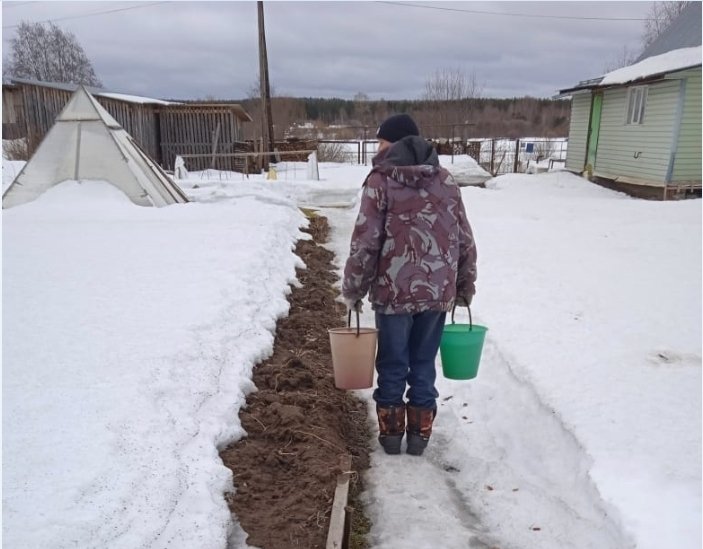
[376,113,419,143]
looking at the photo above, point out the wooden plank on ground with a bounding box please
[326,454,353,549]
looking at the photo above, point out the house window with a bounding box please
[626,86,648,124]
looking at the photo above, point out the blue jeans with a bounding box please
[373,310,446,410]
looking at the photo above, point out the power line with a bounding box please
[2,2,168,29]
[375,1,655,22]
[3,2,36,9]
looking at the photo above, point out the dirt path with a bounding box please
[220,214,371,549]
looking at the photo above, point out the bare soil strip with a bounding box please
[221,214,371,549]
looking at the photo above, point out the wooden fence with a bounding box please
[6,81,251,171]
[159,107,251,171]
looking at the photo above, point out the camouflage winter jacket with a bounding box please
[342,136,477,314]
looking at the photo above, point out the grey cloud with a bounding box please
[2,1,655,100]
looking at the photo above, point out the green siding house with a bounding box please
[559,3,701,199]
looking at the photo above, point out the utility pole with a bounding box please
[257,1,274,171]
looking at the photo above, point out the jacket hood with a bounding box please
[372,136,440,189]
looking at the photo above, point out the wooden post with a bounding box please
[210,121,221,170]
[513,138,521,173]
[326,455,353,549]
[342,506,354,549]
[490,139,495,175]
[154,109,164,167]
[258,1,274,171]
[259,138,264,172]
[230,111,237,171]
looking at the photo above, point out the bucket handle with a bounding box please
[347,309,361,337]
[450,304,473,331]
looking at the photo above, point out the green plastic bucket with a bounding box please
[440,306,488,380]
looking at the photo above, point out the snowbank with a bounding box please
[3,179,307,548]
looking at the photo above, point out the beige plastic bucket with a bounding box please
[328,311,377,389]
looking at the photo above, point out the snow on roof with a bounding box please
[97,92,177,105]
[10,78,177,105]
[600,46,702,86]
[11,77,102,94]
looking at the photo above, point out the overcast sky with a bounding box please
[2,1,655,101]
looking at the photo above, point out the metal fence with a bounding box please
[317,140,379,165]
[468,138,568,175]
[317,137,568,174]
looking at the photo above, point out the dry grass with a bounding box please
[317,141,349,163]
[533,140,556,162]
[2,138,29,161]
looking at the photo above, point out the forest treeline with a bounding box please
[238,96,572,141]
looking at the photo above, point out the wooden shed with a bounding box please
[558,3,701,199]
[2,83,25,140]
[7,78,252,171]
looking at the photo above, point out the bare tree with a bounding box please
[352,91,371,125]
[317,141,348,162]
[246,73,276,100]
[423,68,482,102]
[422,68,483,139]
[2,138,29,161]
[244,73,277,141]
[642,1,690,48]
[603,44,640,72]
[4,22,102,86]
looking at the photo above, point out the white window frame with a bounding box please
[626,86,648,125]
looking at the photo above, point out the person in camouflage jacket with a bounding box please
[342,113,477,456]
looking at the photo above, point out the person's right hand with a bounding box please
[343,298,363,313]
[455,295,473,308]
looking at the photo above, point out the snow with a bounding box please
[455,175,701,548]
[323,171,701,549]
[3,179,307,548]
[600,45,702,85]
[2,158,26,192]
[439,154,492,185]
[97,92,176,105]
[3,158,700,549]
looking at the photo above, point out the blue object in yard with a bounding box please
[525,143,534,153]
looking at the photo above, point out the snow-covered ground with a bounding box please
[2,158,25,191]
[2,174,308,548]
[3,155,700,549]
[439,153,492,185]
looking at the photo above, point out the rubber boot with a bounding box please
[376,404,406,455]
[406,406,436,456]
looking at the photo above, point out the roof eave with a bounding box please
[10,77,173,106]
[559,63,702,96]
